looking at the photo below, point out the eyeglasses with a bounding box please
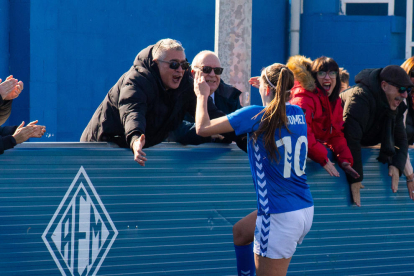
[317,71,338,79]
[386,82,412,94]
[158,60,190,70]
[195,66,224,75]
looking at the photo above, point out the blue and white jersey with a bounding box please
[227,104,313,215]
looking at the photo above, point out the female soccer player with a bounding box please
[194,63,314,276]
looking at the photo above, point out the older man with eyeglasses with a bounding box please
[340,65,414,206]
[168,50,247,152]
[81,39,225,165]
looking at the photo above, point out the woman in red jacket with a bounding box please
[288,55,358,178]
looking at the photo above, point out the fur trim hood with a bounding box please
[287,55,315,92]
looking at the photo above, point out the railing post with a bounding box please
[215,0,252,106]
[406,0,413,59]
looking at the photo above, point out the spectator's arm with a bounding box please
[404,152,414,177]
[0,135,17,154]
[172,120,211,145]
[118,83,148,149]
[327,133,354,166]
[392,115,408,174]
[0,97,13,125]
[0,125,17,137]
[291,97,329,166]
[342,92,371,184]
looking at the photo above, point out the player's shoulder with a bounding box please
[241,105,264,112]
[231,105,264,118]
[286,103,305,115]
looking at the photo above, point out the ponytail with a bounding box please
[251,64,294,162]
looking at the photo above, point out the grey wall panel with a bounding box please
[0,143,413,275]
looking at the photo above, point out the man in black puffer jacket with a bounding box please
[80,39,225,166]
[340,65,413,206]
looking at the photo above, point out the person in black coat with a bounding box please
[0,76,46,153]
[340,65,413,206]
[80,39,225,165]
[168,50,247,152]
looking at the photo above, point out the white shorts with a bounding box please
[253,206,314,259]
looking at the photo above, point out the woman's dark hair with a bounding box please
[251,63,294,163]
[311,56,341,102]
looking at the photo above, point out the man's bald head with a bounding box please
[191,51,222,94]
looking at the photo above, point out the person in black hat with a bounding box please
[340,65,414,206]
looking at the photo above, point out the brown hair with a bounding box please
[401,56,414,74]
[339,67,350,83]
[311,56,341,102]
[251,63,294,162]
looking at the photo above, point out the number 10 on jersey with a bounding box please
[275,136,308,178]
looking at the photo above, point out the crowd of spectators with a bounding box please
[79,38,414,206]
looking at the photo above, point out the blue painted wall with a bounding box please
[8,0,30,127]
[301,0,407,85]
[0,0,9,79]
[1,0,289,141]
[0,0,409,140]
[28,0,218,141]
[250,0,289,105]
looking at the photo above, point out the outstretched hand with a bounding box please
[341,162,360,179]
[249,76,260,89]
[389,165,400,193]
[133,134,147,166]
[407,176,414,200]
[12,120,46,144]
[322,159,340,177]
[194,70,210,98]
[351,182,365,207]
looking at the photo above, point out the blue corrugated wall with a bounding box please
[0,143,413,275]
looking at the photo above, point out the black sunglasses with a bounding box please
[387,81,412,93]
[195,66,224,75]
[158,60,190,70]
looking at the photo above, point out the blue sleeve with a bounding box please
[227,105,263,136]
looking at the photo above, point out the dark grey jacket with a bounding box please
[340,68,408,184]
